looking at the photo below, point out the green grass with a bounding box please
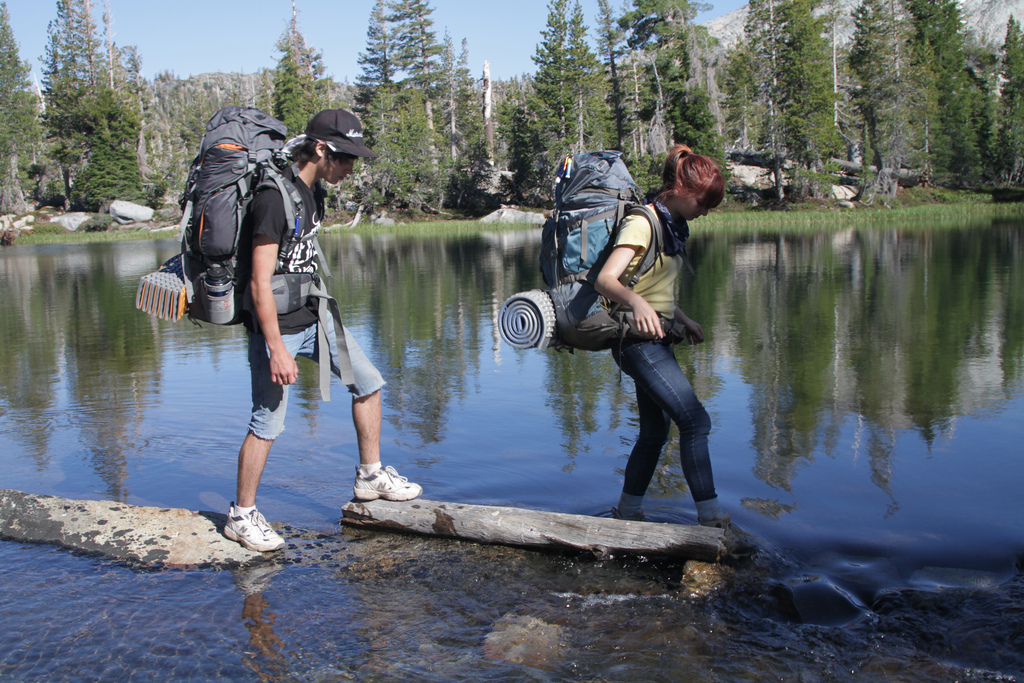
[16,223,178,246]
[8,192,1024,246]
[323,218,538,236]
[693,195,1024,235]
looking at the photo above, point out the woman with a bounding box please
[594,144,751,556]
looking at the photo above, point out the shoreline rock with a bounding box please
[0,489,262,567]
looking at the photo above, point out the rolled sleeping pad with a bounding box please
[499,290,557,349]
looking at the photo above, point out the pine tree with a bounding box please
[43,0,104,202]
[565,1,607,152]
[439,34,490,211]
[621,0,720,159]
[745,0,787,197]
[776,0,842,196]
[907,0,986,184]
[356,0,397,117]
[72,86,142,209]
[495,76,546,204]
[849,0,921,199]
[531,0,605,164]
[722,40,760,150]
[532,0,573,146]
[596,0,626,150]
[355,0,446,212]
[998,16,1024,185]
[439,33,478,163]
[390,0,442,131]
[0,2,39,213]
[43,0,144,210]
[272,3,330,135]
[389,0,444,183]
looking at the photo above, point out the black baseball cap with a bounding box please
[304,109,378,158]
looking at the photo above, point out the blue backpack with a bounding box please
[502,151,663,352]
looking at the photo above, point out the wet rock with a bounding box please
[681,559,729,597]
[482,615,566,669]
[782,577,867,627]
[0,489,263,567]
[909,566,1003,589]
[109,200,154,224]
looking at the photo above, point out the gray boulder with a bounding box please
[54,212,91,231]
[480,208,546,225]
[110,200,154,224]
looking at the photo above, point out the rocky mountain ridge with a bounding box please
[702,0,1024,50]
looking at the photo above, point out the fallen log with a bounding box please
[341,498,724,562]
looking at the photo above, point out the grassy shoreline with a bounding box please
[9,196,1024,246]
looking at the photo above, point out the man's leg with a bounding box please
[352,389,381,466]
[225,429,286,552]
[223,330,294,553]
[237,432,274,508]
[335,325,421,502]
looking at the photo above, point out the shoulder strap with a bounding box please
[262,165,334,281]
[622,204,663,288]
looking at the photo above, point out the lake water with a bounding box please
[1,218,1022,681]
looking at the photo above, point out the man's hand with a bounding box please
[269,350,299,385]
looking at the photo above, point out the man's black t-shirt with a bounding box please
[242,167,324,335]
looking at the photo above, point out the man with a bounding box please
[224,109,421,552]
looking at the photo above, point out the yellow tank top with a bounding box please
[612,212,681,318]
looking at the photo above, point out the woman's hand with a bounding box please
[595,244,664,339]
[676,310,705,345]
[631,298,664,339]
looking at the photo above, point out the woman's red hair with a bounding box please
[656,144,725,209]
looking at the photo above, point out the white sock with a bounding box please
[359,462,382,478]
[232,504,255,517]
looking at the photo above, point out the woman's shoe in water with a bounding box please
[353,465,423,501]
[224,503,286,552]
[703,515,756,561]
[610,507,646,522]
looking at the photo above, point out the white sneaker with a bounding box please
[224,503,286,552]
[353,465,423,501]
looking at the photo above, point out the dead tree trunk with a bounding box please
[341,498,724,562]
[483,61,494,165]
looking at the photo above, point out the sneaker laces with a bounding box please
[379,465,410,487]
[246,509,274,536]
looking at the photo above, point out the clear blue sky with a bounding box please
[6,0,744,85]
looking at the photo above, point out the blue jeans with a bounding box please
[611,337,716,503]
[247,319,385,440]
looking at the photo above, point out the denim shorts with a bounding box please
[247,319,386,440]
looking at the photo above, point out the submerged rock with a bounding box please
[0,489,263,567]
[482,614,566,669]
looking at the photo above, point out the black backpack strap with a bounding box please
[263,165,334,282]
[260,165,304,242]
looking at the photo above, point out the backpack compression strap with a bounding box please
[308,279,354,401]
